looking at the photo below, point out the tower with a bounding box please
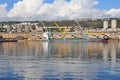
[7,25,11,33]
[25,23,30,32]
[111,19,117,31]
[103,20,108,30]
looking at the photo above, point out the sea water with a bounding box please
[0,41,120,80]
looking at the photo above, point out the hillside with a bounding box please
[0,18,120,28]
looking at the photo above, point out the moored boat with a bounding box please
[50,37,109,42]
[0,39,18,42]
[42,32,53,42]
[0,36,18,42]
[41,22,109,42]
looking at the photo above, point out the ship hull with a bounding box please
[47,38,109,42]
[0,39,18,42]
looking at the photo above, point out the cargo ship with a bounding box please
[41,22,109,42]
[42,32,109,42]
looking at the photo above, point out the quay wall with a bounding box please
[0,32,120,40]
[0,32,30,39]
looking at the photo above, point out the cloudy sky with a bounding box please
[0,0,120,21]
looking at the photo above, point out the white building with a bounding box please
[6,25,11,32]
[111,19,117,31]
[103,20,108,30]
[25,25,30,32]
[0,24,2,28]
[17,25,22,32]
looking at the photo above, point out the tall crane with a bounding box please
[41,21,48,32]
[41,21,53,41]
[75,20,89,39]
[74,20,82,29]
[55,22,66,41]
[55,22,66,36]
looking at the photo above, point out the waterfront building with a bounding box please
[20,23,30,32]
[6,25,11,33]
[0,24,3,32]
[25,25,30,32]
[103,20,108,30]
[111,19,117,31]
[17,25,22,32]
[35,26,43,32]
[0,24,2,28]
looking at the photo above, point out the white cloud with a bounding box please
[8,0,43,17]
[0,3,8,21]
[106,8,120,18]
[0,0,120,21]
[8,0,101,20]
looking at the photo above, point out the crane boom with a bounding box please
[55,23,66,36]
[41,21,48,31]
[75,20,82,29]
[75,20,89,39]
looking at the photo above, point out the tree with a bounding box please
[31,25,36,30]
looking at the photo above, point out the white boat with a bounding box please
[42,32,50,41]
[41,21,53,42]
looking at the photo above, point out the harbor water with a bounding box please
[0,41,120,80]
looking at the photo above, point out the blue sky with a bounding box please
[0,0,120,11]
[96,0,120,10]
[0,0,19,10]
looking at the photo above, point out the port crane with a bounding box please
[54,22,66,36]
[75,21,109,39]
[41,21,53,41]
[54,22,67,41]
[75,20,89,57]
[75,20,89,39]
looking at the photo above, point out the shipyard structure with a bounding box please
[0,19,120,41]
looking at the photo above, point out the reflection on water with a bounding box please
[0,41,120,80]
